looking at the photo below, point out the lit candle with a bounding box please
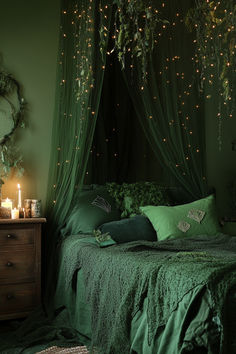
[11,208,19,219]
[1,198,13,210]
[17,184,22,209]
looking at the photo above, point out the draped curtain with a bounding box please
[46,0,207,234]
[44,0,112,303]
[46,0,111,233]
[124,0,208,200]
[85,51,163,185]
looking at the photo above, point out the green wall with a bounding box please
[205,93,236,218]
[0,0,60,210]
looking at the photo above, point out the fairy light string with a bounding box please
[186,0,236,150]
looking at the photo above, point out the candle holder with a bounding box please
[1,198,13,210]
[0,198,13,219]
[24,199,32,218]
[0,206,11,219]
[19,207,25,218]
[31,200,42,218]
[11,208,19,219]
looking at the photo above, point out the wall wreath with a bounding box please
[0,70,25,182]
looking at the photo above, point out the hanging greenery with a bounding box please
[101,0,168,77]
[0,71,25,180]
[185,0,236,109]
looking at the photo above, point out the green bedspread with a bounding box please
[55,233,236,354]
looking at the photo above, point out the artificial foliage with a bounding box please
[0,71,25,180]
[106,181,170,217]
[109,0,168,78]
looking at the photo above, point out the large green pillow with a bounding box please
[140,195,220,241]
[61,186,120,236]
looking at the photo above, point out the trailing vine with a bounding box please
[100,0,168,78]
[0,71,25,180]
[185,1,236,116]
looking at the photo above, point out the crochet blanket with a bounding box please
[60,233,236,354]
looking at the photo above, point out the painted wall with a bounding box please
[205,92,236,218]
[0,0,60,211]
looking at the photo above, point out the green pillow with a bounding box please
[140,195,220,241]
[98,215,157,243]
[62,186,120,236]
[93,230,117,247]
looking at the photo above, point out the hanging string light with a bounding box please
[185,0,236,149]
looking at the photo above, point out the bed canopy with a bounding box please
[46,0,208,240]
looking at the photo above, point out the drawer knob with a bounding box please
[6,294,15,300]
[7,234,13,239]
[6,261,13,267]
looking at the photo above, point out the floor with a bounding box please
[0,318,24,333]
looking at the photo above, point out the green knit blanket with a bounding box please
[60,233,236,354]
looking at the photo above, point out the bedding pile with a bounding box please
[0,307,85,353]
[58,233,236,354]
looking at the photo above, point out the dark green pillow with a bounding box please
[62,186,120,236]
[98,215,157,243]
[140,195,221,241]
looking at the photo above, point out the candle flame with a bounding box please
[6,198,9,201]
[17,184,21,189]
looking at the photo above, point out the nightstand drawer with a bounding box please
[0,283,37,315]
[0,226,34,245]
[0,245,35,283]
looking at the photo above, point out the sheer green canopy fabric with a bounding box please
[45,0,210,246]
[123,0,208,200]
[46,0,111,233]
[46,0,208,235]
[86,52,163,185]
[44,0,112,305]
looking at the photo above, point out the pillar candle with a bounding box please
[17,184,22,209]
[11,208,19,219]
[1,198,13,210]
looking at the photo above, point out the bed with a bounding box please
[53,184,236,354]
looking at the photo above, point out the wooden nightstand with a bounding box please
[0,218,46,320]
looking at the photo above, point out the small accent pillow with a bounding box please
[140,195,220,241]
[98,215,157,243]
[61,186,120,236]
[94,230,117,247]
